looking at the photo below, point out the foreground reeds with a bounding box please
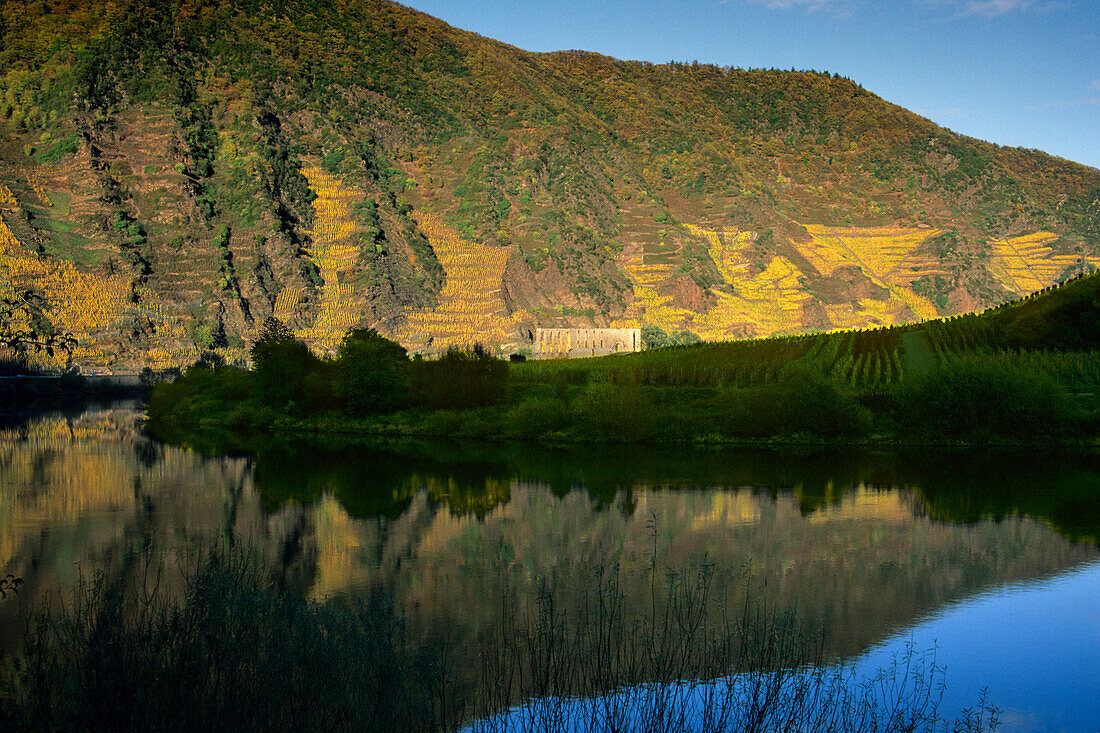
[0,547,998,732]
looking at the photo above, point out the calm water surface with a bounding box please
[1,404,1099,730]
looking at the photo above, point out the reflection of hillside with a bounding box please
[895,449,1100,544]
[0,408,307,653]
[6,407,1100,690]
[303,481,1096,664]
[249,440,1100,543]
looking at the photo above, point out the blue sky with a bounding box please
[403,0,1099,170]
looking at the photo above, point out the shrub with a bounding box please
[896,357,1073,440]
[421,409,465,435]
[508,397,571,439]
[573,383,655,442]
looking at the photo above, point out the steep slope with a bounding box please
[1,0,1098,368]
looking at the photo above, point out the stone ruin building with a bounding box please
[533,328,642,359]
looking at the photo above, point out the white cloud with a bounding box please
[957,0,1033,16]
[917,107,969,119]
[919,0,1067,18]
[722,0,849,11]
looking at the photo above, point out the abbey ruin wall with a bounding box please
[533,328,642,359]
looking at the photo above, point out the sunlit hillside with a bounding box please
[615,225,813,339]
[1,0,1098,368]
[608,222,1099,340]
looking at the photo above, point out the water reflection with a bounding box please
[2,407,1099,727]
[853,559,1100,732]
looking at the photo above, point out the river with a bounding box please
[1,404,1098,730]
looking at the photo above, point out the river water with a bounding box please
[1,404,1098,730]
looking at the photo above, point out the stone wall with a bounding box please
[533,328,642,359]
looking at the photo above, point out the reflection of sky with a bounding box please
[853,560,1100,733]
[471,561,1100,732]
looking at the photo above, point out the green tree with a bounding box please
[334,329,409,415]
[641,325,671,349]
[249,317,318,409]
[671,329,702,346]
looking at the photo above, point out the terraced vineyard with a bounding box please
[0,193,131,370]
[795,224,944,324]
[614,225,809,340]
[393,213,521,353]
[985,232,1080,294]
[608,220,1100,348]
[288,165,366,353]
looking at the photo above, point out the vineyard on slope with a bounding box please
[289,165,365,353]
[1,210,130,369]
[393,213,519,353]
[522,269,1100,393]
[616,225,811,340]
[612,221,1100,348]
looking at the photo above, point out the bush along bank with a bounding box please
[145,318,1098,447]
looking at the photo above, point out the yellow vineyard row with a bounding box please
[1,217,130,363]
[0,217,19,251]
[302,165,358,242]
[621,222,1096,339]
[25,171,50,206]
[296,165,365,351]
[0,184,17,210]
[394,212,515,351]
[798,224,940,281]
[985,232,1081,295]
[618,231,814,339]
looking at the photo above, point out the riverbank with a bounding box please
[145,358,1099,449]
[1,372,152,417]
[146,283,1100,447]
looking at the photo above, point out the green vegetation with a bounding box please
[149,272,1100,445]
[147,316,511,432]
[642,324,703,349]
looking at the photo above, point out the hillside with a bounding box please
[2,0,1099,370]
